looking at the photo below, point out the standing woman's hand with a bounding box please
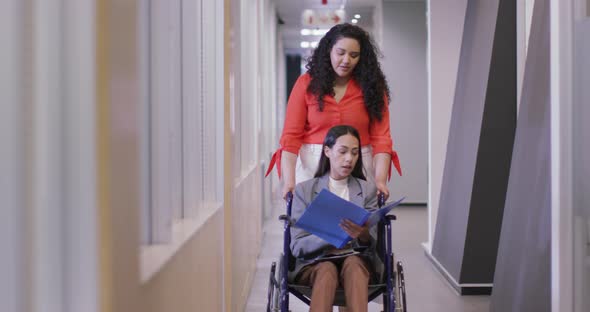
[282,182,295,200]
[375,181,389,201]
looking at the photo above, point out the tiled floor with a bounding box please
[245,197,490,312]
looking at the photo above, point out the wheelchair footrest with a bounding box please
[288,283,386,306]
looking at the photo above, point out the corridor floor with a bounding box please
[245,197,490,312]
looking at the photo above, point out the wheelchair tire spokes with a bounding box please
[267,262,276,312]
[396,261,407,311]
[278,255,289,312]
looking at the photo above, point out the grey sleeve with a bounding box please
[364,182,380,212]
[289,184,332,258]
[354,182,379,249]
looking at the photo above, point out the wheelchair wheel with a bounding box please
[266,261,278,312]
[276,256,291,312]
[395,261,407,311]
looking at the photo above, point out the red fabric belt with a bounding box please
[389,150,402,180]
[265,148,283,178]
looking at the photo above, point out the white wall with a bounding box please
[381,1,428,203]
[259,0,281,220]
[550,0,579,310]
[0,1,100,312]
[0,2,25,312]
[373,0,383,46]
[426,0,468,250]
[573,9,590,312]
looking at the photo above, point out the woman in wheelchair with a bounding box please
[290,125,381,312]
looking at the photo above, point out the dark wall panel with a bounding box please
[490,0,551,310]
[431,0,516,291]
[285,54,301,102]
[461,0,516,283]
[432,0,500,281]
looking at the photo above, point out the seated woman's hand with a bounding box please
[339,219,370,243]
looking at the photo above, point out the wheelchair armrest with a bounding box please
[385,214,397,221]
[279,214,295,226]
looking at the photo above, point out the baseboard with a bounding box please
[398,202,427,207]
[423,247,493,296]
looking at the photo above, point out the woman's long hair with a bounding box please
[306,23,390,122]
[314,125,366,180]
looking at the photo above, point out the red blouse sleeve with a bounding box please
[369,95,402,178]
[265,74,310,178]
[279,74,310,155]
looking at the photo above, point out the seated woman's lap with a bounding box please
[296,255,371,287]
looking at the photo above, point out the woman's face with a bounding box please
[330,37,361,79]
[324,133,360,180]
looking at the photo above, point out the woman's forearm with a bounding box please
[373,153,391,195]
[281,151,298,196]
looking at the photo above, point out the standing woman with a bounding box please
[266,23,402,199]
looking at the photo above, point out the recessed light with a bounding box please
[301,29,311,36]
[300,41,310,48]
[351,19,358,24]
[354,14,361,19]
[308,28,328,36]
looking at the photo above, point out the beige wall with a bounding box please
[231,170,263,311]
[97,0,142,310]
[142,211,224,312]
[98,1,265,311]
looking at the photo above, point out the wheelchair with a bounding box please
[266,192,408,312]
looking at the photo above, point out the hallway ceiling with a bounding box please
[275,0,377,54]
[275,0,423,54]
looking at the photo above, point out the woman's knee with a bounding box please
[341,256,370,278]
[315,261,339,280]
[311,261,339,287]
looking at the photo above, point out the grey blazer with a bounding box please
[289,174,382,281]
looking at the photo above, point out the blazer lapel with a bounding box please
[348,177,364,207]
[311,174,330,200]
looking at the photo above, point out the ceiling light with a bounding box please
[301,28,311,36]
[310,41,318,48]
[351,19,358,24]
[310,28,329,36]
[354,14,361,19]
[300,41,310,48]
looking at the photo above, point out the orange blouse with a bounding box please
[266,73,402,178]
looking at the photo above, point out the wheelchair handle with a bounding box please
[285,191,293,217]
[378,192,386,207]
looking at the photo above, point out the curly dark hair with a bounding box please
[306,23,390,122]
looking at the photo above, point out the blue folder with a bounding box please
[294,189,405,248]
